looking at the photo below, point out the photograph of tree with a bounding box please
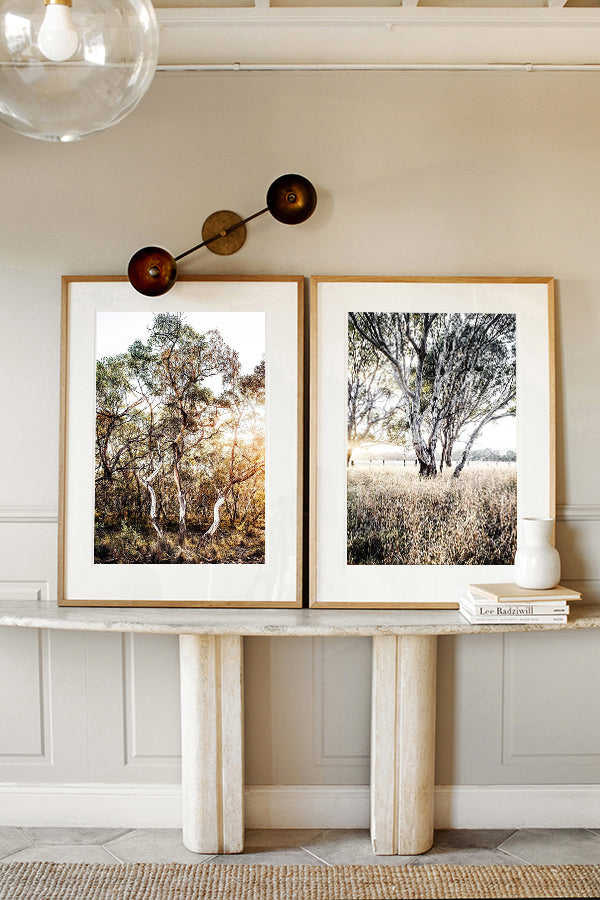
[347,312,517,566]
[94,310,266,565]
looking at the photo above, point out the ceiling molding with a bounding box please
[156,7,600,67]
[156,8,600,26]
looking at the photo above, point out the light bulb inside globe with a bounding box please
[0,0,159,141]
[38,0,78,62]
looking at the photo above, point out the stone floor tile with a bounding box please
[302,829,416,866]
[2,845,119,864]
[0,828,32,861]
[244,830,327,851]
[209,848,328,865]
[498,828,600,865]
[104,829,214,864]
[411,848,528,866]
[409,829,526,867]
[426,829,518,850]
[21,827,132,846]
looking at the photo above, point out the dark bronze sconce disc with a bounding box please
[127,246,177,297]
[201,211,247,255]
[266,174,317,225]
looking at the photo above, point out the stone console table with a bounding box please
[1,600,600,857]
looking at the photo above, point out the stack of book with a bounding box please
[459,583,582,624]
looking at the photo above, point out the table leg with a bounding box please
[179,634,244,854]
[370,634,437,855]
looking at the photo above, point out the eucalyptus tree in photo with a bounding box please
[346,311,517,566]
[348,312,516,476]
[347,321,404,464]
[95,312,266,565]
[202,360,266,539]
[127,313,239,549]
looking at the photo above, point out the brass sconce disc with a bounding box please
[202,211,247,255]
[127,246,177,297]
[266,174,317,225]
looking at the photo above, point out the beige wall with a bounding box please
[1,71,599,815]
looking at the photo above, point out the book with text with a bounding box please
[461,595,569,617]
[459,606,568,625]
[467,583,581,603]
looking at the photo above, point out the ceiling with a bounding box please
[152,1,600,68]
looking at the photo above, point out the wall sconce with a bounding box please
[127,174,318,297]
[0,0,158,141]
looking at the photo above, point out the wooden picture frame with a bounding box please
[59,275,303,608]
[310,277,555,609]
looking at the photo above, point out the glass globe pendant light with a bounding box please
[0,0,159,141]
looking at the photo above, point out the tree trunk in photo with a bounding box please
[172,443,187,547]
[134,474,144,521]
[411,422,437,477]
[418,458,437,477]
[141,460,164,543]
[204,464,264,541]
[439,435,453,472]
[204,497,226,538]
[146,482,164,542]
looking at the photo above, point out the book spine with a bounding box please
[461,601,568,616]
[459,611,568,624]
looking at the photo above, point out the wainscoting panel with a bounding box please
[312,637,371,771]
[85,631,130,782]
[0,581,49,601]
[435,632,506,785]
[0,542,82,780]
[251,636,317,785]
[556,517,600,581]
[0,626,48,760]
[123,634,181,766]
[244,637,371,786]
[0,580,51,763]
[0,626,88,783]
[0,523,57,603]
[85,632,181,783]
[503,628,600,773]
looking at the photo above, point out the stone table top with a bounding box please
[1,599,599,637]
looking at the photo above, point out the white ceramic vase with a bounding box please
[514,517,561,590]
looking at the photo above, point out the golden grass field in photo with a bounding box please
[94,514,265,566]
[347,464,516,566]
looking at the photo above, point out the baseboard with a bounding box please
[248,785,600,830]
[0,784,183,828]
[0,783,598,829]
[434,784,600,829]
[245,785,370,829]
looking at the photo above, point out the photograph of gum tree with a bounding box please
[94,310,265,565]
[347,312,517,566]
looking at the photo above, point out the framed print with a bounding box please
[310,277,555,609]
[59,275,303,607]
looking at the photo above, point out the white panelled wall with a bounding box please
[1,70,600,828]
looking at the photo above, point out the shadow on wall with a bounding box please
[435,637,456,785]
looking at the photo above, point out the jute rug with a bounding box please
[1,862,599,900]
